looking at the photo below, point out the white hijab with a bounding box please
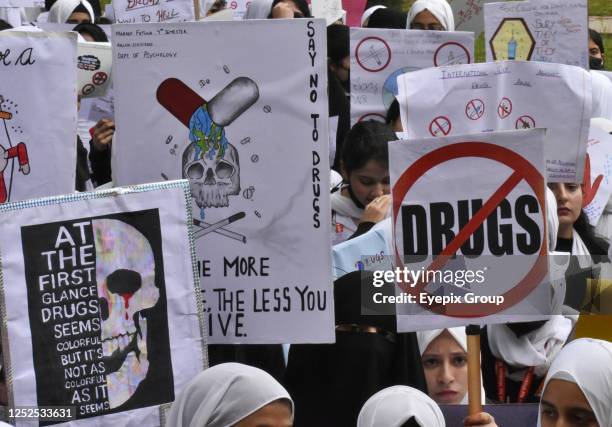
[360,5,386,27]
[538,338,612,427]
[48,0,94,23]
[406,0,455,31]
[417,328,485,405]
[165,363,294,427]
[357,385,446,427]
[244,0,273,19]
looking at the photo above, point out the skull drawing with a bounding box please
[182,141,240,208]
[93,218,160,409]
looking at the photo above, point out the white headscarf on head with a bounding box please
[165,363,294,427]
[406,0,454,31]
[537,338,612,427]
[357,385,446,427]
[47,0,94,23]
[360,5,386,27]
[244,0,274,19]
[417,328,485,404]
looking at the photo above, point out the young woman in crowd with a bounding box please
[47,0,94,23]
[166,363,293,427]
[332,121,396,244]
[284,271,425,426]
[538,338,612,427]
[407,0,455,32]
[589,28,605,71]
[268,0,309,19]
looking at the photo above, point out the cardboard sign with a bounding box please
[583,126,612,226]
[396,60,591,183]
[0,31,77,203]
[389,129,550,331]
[0,181,205,424]
[77,42,112,99]
[449,0,497,38]
[485,0,588,70]
[350,28,474,125]
[112,0,195,23]
[112,19,334,344]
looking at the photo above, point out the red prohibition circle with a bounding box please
[92,71,108,86]
[433,42,472,67]
[355,36,392,72]
[82,84,95,95]
[498,97,513,119]
[392,142,547,317]
[429,116,452,136]
[465,99,485,121]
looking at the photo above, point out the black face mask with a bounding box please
[590,56,604,70]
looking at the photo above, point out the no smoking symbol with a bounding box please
[355,36,391,72]
[429,116,452,137]
[82,84,95,96]
[392,142,547,317]
[92,71,108,86]
[498,97,512,119]
[465,99,485,121]
[516,115,536,129]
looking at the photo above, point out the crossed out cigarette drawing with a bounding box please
[193,212,247,243]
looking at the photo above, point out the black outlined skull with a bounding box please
[93,218,160,409]
[182,142,240,208]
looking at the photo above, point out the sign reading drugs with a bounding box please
[484,0,588,69]
[388,129,550,331]
[350,28,474,125]
[396,60,591,183]
[0,31,77,203]
[112,0,194,23]
[0,181,205,424]
[112,20,334,344]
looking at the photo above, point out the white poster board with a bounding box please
[78,42,112,98]
[583,126,612,226]
[227,0,250,20]
[449,0,497,38]
[112,0,195,23]
[396,60,591,183]
[350,28,474,125]
[389,129,550,331]
[0,0,37,6]
[484,0,588,70]
[0,31,77,203]
[0,180,205,425]
[112,19,334,344]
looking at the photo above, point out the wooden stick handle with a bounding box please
[466,325,483,415]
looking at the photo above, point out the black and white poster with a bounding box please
[0,181,205,425]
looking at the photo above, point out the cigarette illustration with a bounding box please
[193,218,247,243]
[194,212,246,239]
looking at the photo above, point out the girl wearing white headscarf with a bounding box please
[538,338,612,427]
[406,0,454,31]
[357,385,446,427]
[48,0,94,23]
[360,5,385,27]
[417,328,486,406]
[166,363,293,427]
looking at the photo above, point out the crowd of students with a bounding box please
[1,0,612,425]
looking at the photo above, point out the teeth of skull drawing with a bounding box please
[182,141,240,208]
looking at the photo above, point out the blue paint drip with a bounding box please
[200,206,206,221]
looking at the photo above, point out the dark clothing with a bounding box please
[328,68,350,172]
[75,136,111,191]
[208,344,286,383]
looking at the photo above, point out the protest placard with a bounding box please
[112,0,194,24]
[396,60,591,183]
[485,0,588,69]
[387,129,550,331]
[0,31,77,203]
[0,180,205,425]
[112,19,334,344]
[583,125,612,226]
[77,42,112,99]
[350,28,474,125]
[449,0,497,38]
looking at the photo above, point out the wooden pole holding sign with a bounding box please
[194,0,200,20]
[466,325,483,415]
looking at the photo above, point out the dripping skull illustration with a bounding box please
[94,218,159,409]
[156,77,259,209]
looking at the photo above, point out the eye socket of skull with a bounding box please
[106,269,142,295]
[215,160,235,180]
[187,162,205,180]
